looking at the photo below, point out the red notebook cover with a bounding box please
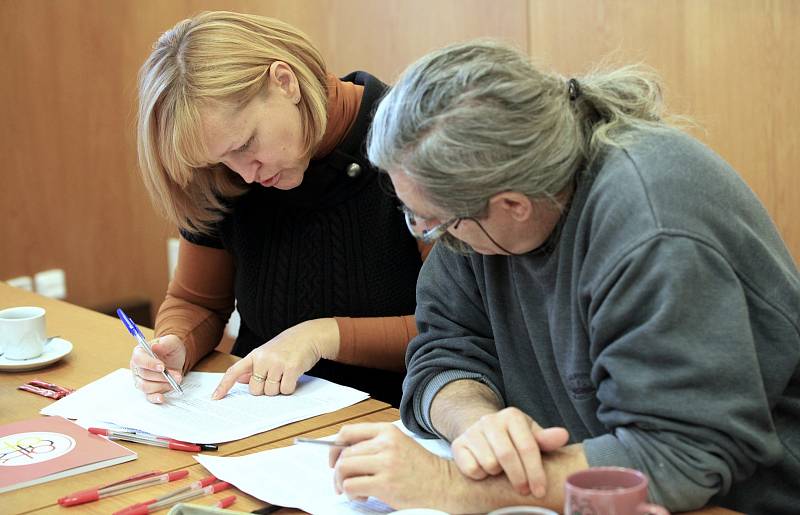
[0,416,137,493]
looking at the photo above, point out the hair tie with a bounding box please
[567,78,581,101]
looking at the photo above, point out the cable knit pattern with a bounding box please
[182,72,420,403]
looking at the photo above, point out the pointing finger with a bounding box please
[213,358,252,400]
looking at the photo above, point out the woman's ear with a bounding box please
[268,61,300,102]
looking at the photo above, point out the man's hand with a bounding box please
[451,407,569,497]
[330,423,454,510]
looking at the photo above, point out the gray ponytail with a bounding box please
[368,39,676,219]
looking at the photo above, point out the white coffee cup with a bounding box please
[0,306,47,360]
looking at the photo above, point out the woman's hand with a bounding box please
[129,334,186,404]
[330,423,454,510]
[212,318,340,399]
[451,407,569,497]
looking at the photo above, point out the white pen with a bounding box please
[294,437,350,447]
[117,308,183,395]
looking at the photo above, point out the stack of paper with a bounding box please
[195,421,452,514]
[41,369,369,444]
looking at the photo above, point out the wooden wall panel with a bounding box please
[1,0,795,324]
[0,0,174,321]
[528,0,800,263]
[0,1,527,319]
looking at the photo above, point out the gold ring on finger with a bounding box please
[252,373,266,382]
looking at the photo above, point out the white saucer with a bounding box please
[0,337,73,372]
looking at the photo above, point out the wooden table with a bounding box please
[0,283,391,513]
[0,283,738,514]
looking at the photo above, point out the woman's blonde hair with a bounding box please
[137,11,328,234]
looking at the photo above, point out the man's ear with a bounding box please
[492,191,534,222]
[268,61,300,102]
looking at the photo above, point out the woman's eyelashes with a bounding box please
[236,135,255,153]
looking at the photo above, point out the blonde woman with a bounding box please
[130,11,429,406]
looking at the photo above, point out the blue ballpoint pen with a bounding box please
[117,308,184,395]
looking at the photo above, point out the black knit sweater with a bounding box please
[182,72,423,404]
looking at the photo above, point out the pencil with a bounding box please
[293,437,350,447]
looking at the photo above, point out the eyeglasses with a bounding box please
[400,204,523,255]
[400,205,461,243]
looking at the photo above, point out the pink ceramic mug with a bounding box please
[564,467,669,515]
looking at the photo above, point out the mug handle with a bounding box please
[637,503,670,515]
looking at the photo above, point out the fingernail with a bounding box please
[211,389,220,400]
[533,485,546,498]
[156,364,164,372]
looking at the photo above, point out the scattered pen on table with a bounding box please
[117,307,183,395]
[110,475,218,514]
[294,437,350,447]
[132,429,218,451]
[113,481,232,515]
[58,469,189,507]
[153,475,218,502]
[89,427,218,452]
[127,427,219,451]
[211,495,237,509]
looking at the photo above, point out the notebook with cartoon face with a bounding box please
[0,415,137,493]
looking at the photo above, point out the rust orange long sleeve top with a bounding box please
[154,75,431,375]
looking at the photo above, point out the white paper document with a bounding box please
[194,421,452,514]
[41,368,369,443]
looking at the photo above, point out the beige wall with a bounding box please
[0,0,797,321]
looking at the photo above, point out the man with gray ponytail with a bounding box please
[329,40,800,514]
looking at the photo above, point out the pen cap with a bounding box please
[58,489,100,506]
[211,481,232,493]
[114,505,150,515]
[168,470,190,481]
[216,495,237,509]
[197,475,218,488]
[168,441,201,452]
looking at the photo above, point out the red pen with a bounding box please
[89,428,203,452]
[212,495,237,509]
[155,474,218,501]
[113,481,232,515]
[141,432,218,451]
[112,475,218,513]
[58,470,189,506]
[88,427,217,451]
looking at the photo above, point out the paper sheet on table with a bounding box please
[41,368,368,443]
[194,421,452,514]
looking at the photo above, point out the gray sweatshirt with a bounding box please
[400,129,800,514]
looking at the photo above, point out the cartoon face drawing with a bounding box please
[0,432,76,466]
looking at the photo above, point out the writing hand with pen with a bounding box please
[328,419,571,512]
[129,334,186,404]
[212,318,340,400]
[328,423,454,510]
